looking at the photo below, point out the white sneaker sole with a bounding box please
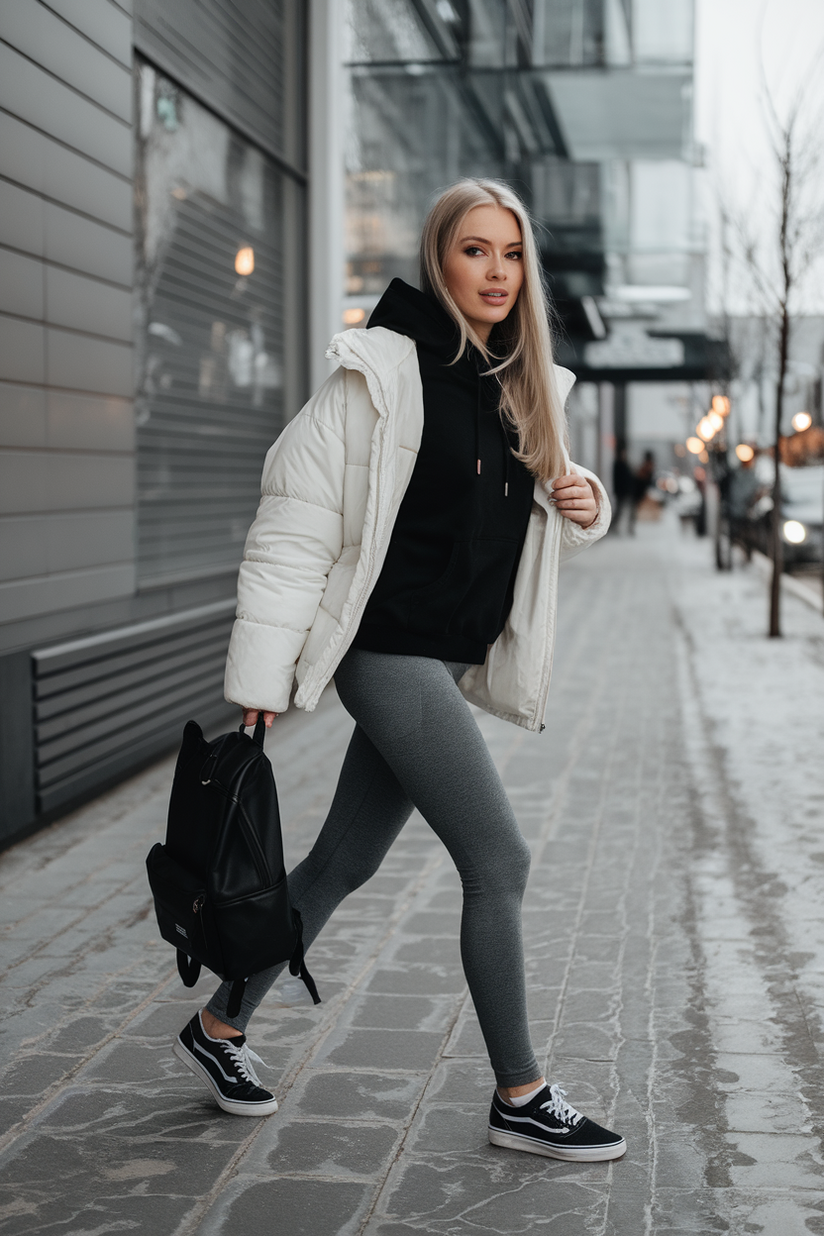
[173,1038,279,1117]
[488,1127,627,1162]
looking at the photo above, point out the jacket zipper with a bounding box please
[312,345,394,683]
[532,505,564,732]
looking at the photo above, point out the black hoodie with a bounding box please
[351,279,535,665]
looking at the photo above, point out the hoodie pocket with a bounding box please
[399,538,519,640]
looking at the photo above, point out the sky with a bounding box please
[694,0,824,314]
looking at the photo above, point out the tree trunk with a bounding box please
[769,307,790,637]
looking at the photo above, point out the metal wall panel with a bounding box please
[32,600,236,816]
[0,0,135,650]
[40,0,133,66]
[1,0,133,119]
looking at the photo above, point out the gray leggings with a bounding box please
[206,649,540,1087]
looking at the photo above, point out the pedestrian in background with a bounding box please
[612,446,635,534]
[174,179,626,1163]
[631,449,656,533]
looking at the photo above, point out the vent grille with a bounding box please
[32,601,237,816]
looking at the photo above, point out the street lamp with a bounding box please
[792,411,812,432]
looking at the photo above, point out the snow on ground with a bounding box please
[667,519,824,1011]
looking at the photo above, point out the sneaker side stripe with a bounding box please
[193,1039,243,1087]
[496,1111,575,1137]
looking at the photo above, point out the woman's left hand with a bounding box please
[550,474,598,528]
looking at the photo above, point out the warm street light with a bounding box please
[686,436,704,454]
[343,307,366,324]
[697,416,716,441]
[735,443,755,462]
[712,395,730,416]
[234,246,255,276]
[707,411,725,433]
[792,411,812,431]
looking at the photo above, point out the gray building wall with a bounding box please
[0,0,135,635]
[0,0,308,845]
[0,0,135,841]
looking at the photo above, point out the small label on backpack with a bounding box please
[175,923,188,939]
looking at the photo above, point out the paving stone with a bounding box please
[349,994,458,1033]
[296,1069,429,1122]
[210,1176,373,1235]
[0,1052,85,1096]
[316,1027,448,1071]
[364,965,466,997]
[265,1120,401,1176]
[377,1159,608,1234]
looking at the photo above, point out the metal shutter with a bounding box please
[32,600,236,816]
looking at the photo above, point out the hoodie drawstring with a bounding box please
[476,373,510,496]
[475,381,482,477]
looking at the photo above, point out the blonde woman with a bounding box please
[174,179,625,1162]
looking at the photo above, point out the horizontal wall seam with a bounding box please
[0,377,135,401]
[0,36,132,126]
[106,0,132,22]
[0,175,133,238]
[0,507,135,520]
[0,243,131,292]
[35,0,134,72]
[0,562,136,589]
[0,106,133,185]
[0,309,133,348]
[0,452,135,464]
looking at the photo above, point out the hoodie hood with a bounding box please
[368,279,463,360]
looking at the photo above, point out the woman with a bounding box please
[174,179,625,1162]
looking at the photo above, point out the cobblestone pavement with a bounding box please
[2,517,824,1235]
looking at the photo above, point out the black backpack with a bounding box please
[146,715,319,1018]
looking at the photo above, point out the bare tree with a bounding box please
[735,59,824,636]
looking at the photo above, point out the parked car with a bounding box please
[742,463,824,565]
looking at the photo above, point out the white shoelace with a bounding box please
[540,1084,583,1127]
[224,1039,268,1087]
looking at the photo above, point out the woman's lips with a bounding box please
[479,290,508,304]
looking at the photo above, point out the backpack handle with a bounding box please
[238,713,268,748]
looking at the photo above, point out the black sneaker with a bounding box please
[488,1083,626,1162]
[173,1011,278,1116]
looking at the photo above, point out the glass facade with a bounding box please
[134,63,306,587]
[342,0,608,323]
[343,0,700,373]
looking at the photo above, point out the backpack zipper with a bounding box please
[207,779,271,887]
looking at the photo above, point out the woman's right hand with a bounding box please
[242,708,279,729]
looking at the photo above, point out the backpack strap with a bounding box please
[225,977,248,1020]
[288,909,321,1005]
[238,714,268,747]
[177,950,201,988]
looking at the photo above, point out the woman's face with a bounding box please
[442,204,524,344]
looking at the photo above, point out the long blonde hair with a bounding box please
[419,179,567,482]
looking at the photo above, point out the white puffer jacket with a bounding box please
[224,326,611,731]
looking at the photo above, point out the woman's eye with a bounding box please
[506,250,523,260]
[464,246,484,256]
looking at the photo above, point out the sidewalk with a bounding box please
[2,516,824,1235]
